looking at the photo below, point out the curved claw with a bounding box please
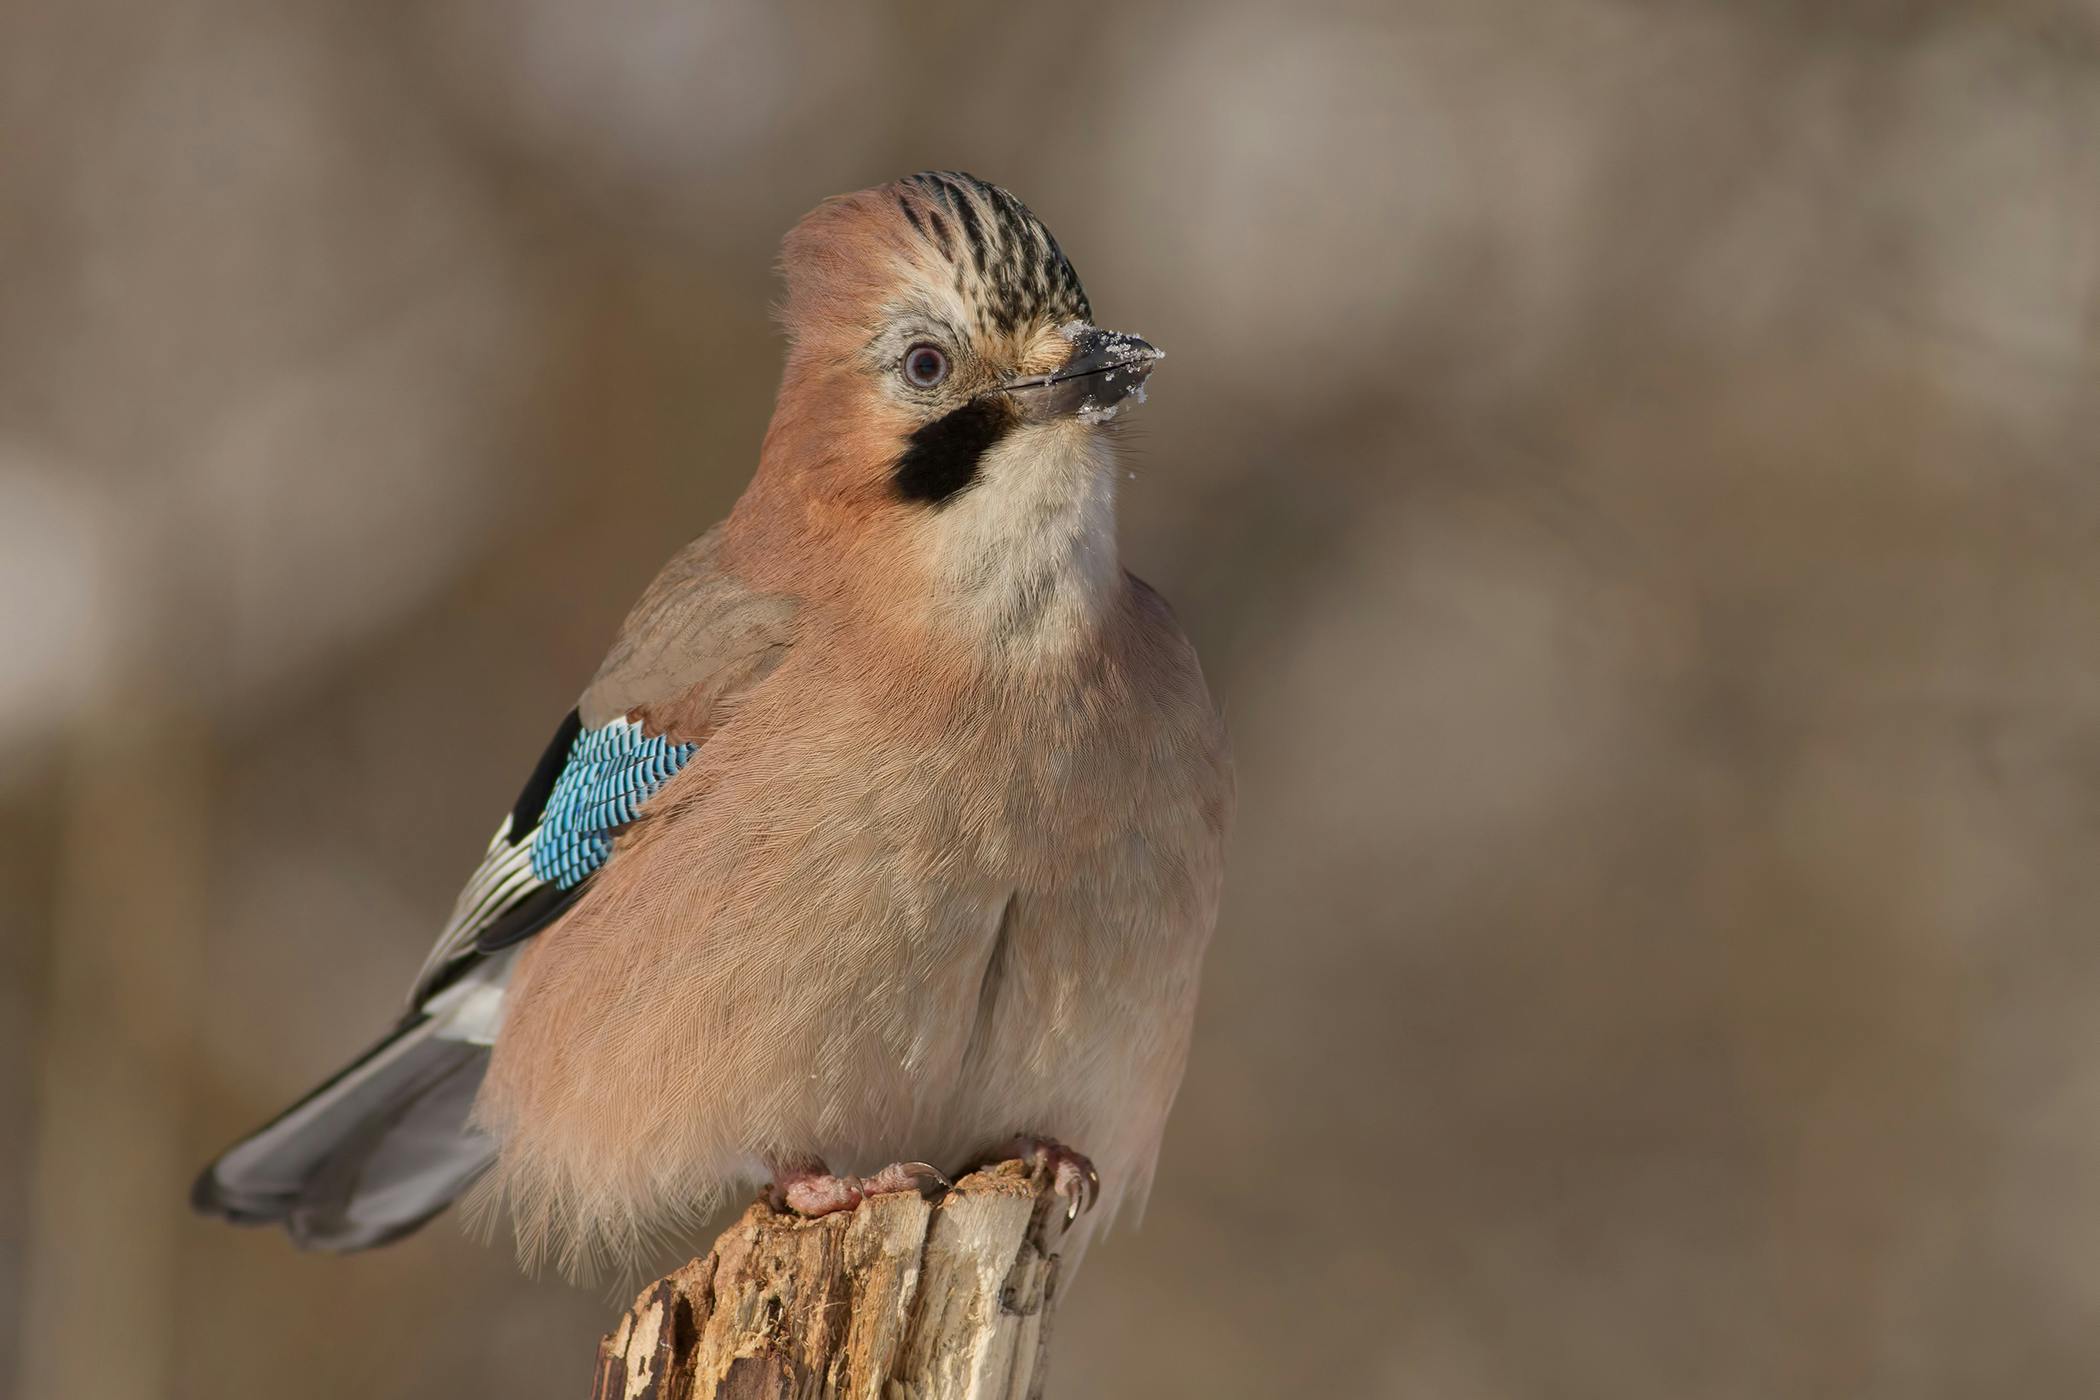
[769,1158,953,1217]
[864,1160,952,1200]
[986,1135,1100,1223]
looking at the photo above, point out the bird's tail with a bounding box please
[190,971,508,1252]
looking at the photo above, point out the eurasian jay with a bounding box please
[192,171,1234,1279]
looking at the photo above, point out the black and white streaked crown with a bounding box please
[895,171,1093,336]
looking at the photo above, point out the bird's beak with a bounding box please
[998,325,1164,422]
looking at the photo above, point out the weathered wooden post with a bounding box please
[590,1161,1071,1400]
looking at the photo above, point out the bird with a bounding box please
[191,170,1234,1280]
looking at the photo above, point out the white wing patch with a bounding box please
[404,716,700,1009]
[408,815,543,1002]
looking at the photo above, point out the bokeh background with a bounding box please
[6,1,2100,1396]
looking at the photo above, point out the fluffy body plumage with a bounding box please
[193,172,1232,1278]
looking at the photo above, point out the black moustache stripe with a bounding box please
[892,399,1014,507]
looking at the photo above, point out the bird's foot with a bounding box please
[986,1135,1100,1222]
[862,1159,952,1200]
[765,1159,950,1218]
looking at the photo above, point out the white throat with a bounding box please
[917,421,1121,656]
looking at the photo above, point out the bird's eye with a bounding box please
[902,343,950,390]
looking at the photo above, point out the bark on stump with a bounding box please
[589,1161,1069,1400]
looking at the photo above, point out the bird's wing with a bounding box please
[406,525,795,1005]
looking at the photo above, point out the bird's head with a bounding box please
[736,172,1161,642]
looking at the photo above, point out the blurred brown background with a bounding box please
[5,1,2100,1396]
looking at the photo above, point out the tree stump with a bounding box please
[588,1161,1069,1400]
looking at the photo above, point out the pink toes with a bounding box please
[767,1159,952,1218]
[988,1136,1100,1220]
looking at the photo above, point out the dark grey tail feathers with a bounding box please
[191,1011,498,1252]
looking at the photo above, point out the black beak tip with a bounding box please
[1072,326,1162,372]
[1000,325,1164,419]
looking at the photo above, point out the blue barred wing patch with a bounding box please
[408,712,698,1004]
[529,718,698,889]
